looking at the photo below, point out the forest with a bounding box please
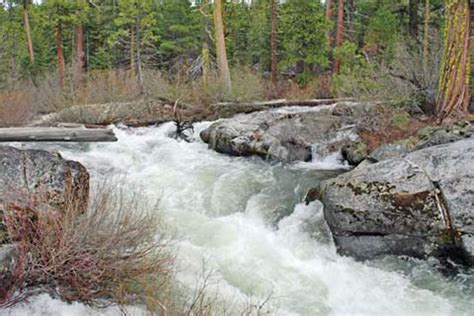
[0,0,471,124]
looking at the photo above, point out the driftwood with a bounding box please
[214,98,354,118]
[171,99,194,142]
[0,127,117,142]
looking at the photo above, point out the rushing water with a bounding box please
[3,122,474,316]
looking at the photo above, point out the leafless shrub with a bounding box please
[0,91,35,127]
[334,36,443,112]
[0,182,173,308]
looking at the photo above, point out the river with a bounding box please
[3,122,473,315]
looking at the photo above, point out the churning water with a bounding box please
[3,122,473,315]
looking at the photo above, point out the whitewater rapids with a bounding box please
[3,122,473,316]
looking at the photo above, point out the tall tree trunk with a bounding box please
[55,24,66,87]
[74,23,84,85]
[22,0,34,64]
[130,25,136,77]
[409,0,419,37]
[135,15,144,95]
[213,0,232,92]
[202,41,210,91]
[333,0,345,74]
[423,0,430,71]
[326,0,334,46]
[436,0,471,121]
[201,0,211,93]
[270,0,278,85]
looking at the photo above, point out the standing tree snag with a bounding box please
[436,0,471,121]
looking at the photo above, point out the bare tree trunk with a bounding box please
[201,0,211,93]
[130,26,136,77]
[23,0,34,64]
[270,0,278,86]
[202,42,210,92]
[333,0,345,74]
[74,23,84,85]
[436,0,471,121]
[213,0,232,92]
[409,0,419,37]
[423,0,430,71]
[326,0,334,46]
[135,15,144,95]
[56,24,66,87]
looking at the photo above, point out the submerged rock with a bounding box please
[200,105,358,162]
[312,139,474,265]
[342,141,369,165]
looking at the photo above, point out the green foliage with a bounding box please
[391,111,411,129]
[156,0,201,66]
[279,0,330,72]
[363,3,398,61]
[0,0,452,104]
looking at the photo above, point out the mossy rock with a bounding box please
[342,141,369,165]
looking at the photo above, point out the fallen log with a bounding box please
[214,98,354,118]
[0,127,117,142]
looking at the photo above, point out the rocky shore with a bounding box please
[200,102,474,266]
[0,146,90,280]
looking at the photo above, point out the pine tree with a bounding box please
[280,0,329,83]
[436,0,471,120]
[333,0,344,74]
[270,0,278,85]
[213,0,231,92]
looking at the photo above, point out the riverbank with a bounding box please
[2,123,473,315]
[1,102,473,314]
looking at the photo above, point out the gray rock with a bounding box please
[0,146,90,214]
[415,122,473,150]
[368,143,411,162]
[314,139,474,265]
[342,141,369,165]
[0,244,15,274]
[201,108,356,162]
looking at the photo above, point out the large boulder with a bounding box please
[200,105,359,162]
[312,139,474,265]
[0,146,90,216]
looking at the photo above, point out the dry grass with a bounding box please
[356,104,433,151]
[273,74,333,100]
[0,92,35,127]
[0,182,173,308]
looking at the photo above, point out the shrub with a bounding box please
[0,182,173,308]
[0,91,34,127]
[333,37,443,114]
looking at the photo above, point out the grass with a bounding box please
[0,65,340,127]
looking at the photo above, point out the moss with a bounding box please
[393,137,418,149]
[391,111,411,129]
[345,181,396,196]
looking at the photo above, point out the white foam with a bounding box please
[3,124,472,316]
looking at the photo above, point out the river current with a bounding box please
[3,121,473,315]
